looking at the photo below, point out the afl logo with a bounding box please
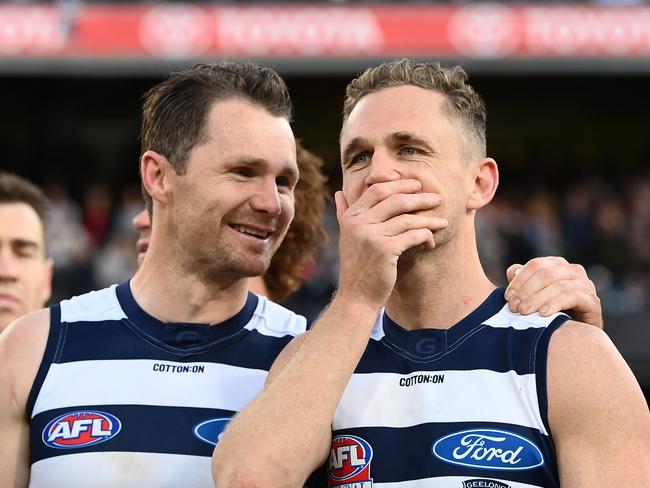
[328,435,373,487]
[193,418,231,446]
[42,411,121,449]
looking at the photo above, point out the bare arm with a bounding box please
[505,256,602,328]
[212,180,447,487]
[0,309,50,488]
[548,320,650,485]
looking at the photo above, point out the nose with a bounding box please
[364,150,400,188]
[250,178,282,215]
[132,209,150,233]
[0,247,18,282]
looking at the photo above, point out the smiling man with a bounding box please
[0,62,306,487]
[0,173,52,334]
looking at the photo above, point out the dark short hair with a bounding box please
[140,62,293,212]
[343,59,486,159]
[0,172,48,235]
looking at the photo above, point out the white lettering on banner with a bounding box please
[217,7,383,56]
[0,6,65,54]
[453,434,523,465]
[525,7,650,55]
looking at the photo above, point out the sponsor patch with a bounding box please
[328,435,373,488]
[432,429,544,471]
[192,417,231,446]
[462,479,511,488]
[42,410,121,449]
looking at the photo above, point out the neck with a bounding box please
[131,230,250,325]
[385,223,495,330]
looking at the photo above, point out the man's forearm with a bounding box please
[213,294,379,487]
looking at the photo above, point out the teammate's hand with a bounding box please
[505,256,603,328]
[335,180,448,310]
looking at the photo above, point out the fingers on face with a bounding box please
[381,213,448,237]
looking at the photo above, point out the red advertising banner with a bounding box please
[1,3,649,61]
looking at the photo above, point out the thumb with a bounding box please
[506,263,523,283]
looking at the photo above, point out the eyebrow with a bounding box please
[341,137,370,165]
[342,132,436,165]
[234,157,299,180]
[10,238,41,251]
[390,132,436,154]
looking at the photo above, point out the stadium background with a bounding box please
[1,1,648,400]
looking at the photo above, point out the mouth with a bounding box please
[229,223,274,241]
[0,293,20,305]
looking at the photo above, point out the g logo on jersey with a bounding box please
[432,429,544,471]
[192,418,231,446]
[328,435,373,488]
[42,411,121,449]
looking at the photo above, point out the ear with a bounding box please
[141,151,172,208]
[467,157,499,210]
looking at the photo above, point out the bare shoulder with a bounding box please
[266,332,309,386]
[0,308,51,409]
[547,320,650,484]
[547,319,644,407]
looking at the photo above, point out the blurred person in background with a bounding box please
[0,173,52,334]
[43,178,92,301]
[213,59,649,487]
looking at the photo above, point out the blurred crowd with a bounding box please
[45,174,650,320]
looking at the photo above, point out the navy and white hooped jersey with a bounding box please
[27,281,306,488]
[324,288,569,488]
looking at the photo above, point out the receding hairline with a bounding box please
[340,84,485,160]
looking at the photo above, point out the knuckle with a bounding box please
[368,184,387,201]
[571,263,586,276]
[538,267,554,281]
[559,279,573,292]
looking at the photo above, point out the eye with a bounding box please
[231,167,255,178]
[348,152,371,167]
[276,175,295,191]
[399,146,420,156]
[14,246,38,259]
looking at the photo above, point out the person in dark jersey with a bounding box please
[213,60,650,487]
[0,62,304,488]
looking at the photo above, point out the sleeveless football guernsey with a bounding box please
[28,281,306,487]
[324,288,568,488]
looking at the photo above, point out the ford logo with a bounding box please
[432,429,544,471]
[193,418,231,446]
